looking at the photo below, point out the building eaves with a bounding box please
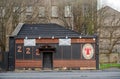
[11,23,24,37]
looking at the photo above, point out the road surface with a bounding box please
[0,70,120,79]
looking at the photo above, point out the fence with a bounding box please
[0,52,8,71]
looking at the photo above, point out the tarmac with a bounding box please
[0,68,120,79]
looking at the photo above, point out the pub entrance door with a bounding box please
[43,52,53,69]
[39,45,55,70]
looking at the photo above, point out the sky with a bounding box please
[98,0,120,11]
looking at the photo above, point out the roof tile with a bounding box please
[16,23,80,38]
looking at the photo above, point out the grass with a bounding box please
[100,63,120,69]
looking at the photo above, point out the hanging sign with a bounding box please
[24,39,36,46]
[82,44,94,59]
[59,39,71,46]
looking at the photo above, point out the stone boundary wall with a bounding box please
[100,53,120,63]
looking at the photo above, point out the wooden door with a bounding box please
[43,52,53,69]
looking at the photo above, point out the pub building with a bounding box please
[8,23,99,71]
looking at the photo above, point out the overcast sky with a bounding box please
[98,0,120,11]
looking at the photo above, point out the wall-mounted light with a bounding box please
[66,36,68,39]
[25,36,28,39]
[79,36,82,38]
[38,36,41,39]
[93,38,95,41]
[52,36,54,39]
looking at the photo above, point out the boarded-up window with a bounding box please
[64,6,72,17]
[26,6,32,15]
[52,6,58,17]
[39,6,45,17]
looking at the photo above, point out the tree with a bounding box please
[57,0,97,35]
[0,0,44,51]
[98,6,120,63]
[0,0,97,52]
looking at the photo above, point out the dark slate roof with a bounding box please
[15,23,81,38]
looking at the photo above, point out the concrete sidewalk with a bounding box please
[0,68,120,73]
[0,70,120,79]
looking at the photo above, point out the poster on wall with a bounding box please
[24,39,36,46]
[59,39,71,46]
[82,43,94,59]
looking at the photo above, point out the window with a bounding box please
[39,7,45,17]
[13,7,19,12]
[64,6,72,17]
[52,6,58,17]
[82,4,90,17]
[0,7,5,17]
[26,6,32,15]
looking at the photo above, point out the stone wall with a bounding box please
[100,53,119,63]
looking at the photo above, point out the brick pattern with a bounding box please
[15,60,96,68]
[15,60,42,68]
[36,38,58,43]
[53,60,96,68]
[16,39,24,43]
[71,39,95,43]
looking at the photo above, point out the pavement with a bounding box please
[103,67,120,71]
[0,69,120,79]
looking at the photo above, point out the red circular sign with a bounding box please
[82,44,94,59]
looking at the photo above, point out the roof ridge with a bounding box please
[14,23,81,38]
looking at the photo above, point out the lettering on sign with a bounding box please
[35,48,40,55]
[26,47,31,54]
[82,44,94,59]
[17,45,22,53]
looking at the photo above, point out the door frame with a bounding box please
[39,45,56,70]
[42,52,53,70]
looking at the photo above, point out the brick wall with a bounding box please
[53,60,96,68]
[15,60,42,68]
[15,60,96,69]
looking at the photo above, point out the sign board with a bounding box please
[59,39,71,46]
[24,39,36,46]
[82,44,94,59]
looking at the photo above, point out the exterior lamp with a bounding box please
[66,36,68,39]
[38,36,41,39]
[93,38,95,41]
[52,36,54,39]
[25,36,28,39]
[79,36,82,38]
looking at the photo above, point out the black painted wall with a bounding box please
[11,40,98,70]
[8,37,15,71]
[15,43,82,60]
